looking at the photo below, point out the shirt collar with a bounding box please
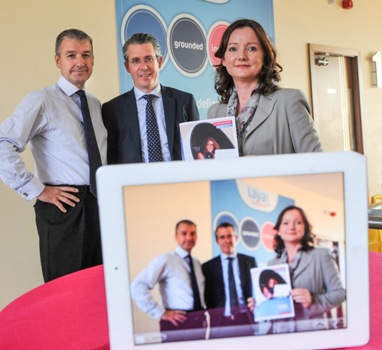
[57,76,81,97]
[175,245,190,259]
[134,84,162,101]
[220,251,237,260]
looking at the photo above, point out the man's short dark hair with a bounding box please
[122,32,162,61]
[175,219,196,232]
[55,29,93,56]
[215,222,235,238]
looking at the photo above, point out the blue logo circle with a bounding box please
[121,5,168,68]
[168,14,208,77]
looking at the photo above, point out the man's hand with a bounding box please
[37,186,80,213]
[161,310,187,326]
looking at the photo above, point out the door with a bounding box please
[308,44,363,153]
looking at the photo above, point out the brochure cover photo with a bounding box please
[251,264,295,322]
[179,116,239,160]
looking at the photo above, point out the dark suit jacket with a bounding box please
[202,253,257,309]
[102,85,199,164]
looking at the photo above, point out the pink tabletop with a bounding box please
[0,264,109,350]
[0,253,381,349]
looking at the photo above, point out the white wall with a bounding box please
[273,0,382,195]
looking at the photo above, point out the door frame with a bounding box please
[308,43,364,154]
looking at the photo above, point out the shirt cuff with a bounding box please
[152,305,166,320]
[17,176,45,201]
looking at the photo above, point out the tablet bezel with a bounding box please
[97,151,369,350]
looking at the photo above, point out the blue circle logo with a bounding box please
[239,217,261,251]
[167,14,208,77]
[121,5,168,68]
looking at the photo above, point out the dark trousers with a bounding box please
[34,186,102,282]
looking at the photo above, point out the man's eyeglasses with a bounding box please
[126,56,157,65]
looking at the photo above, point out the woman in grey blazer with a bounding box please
[268,205,345,333]
[208,19,322,155]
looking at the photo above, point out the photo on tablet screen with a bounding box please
[251,264,295,322]
[123,172,347,344]
[97,152,369,350]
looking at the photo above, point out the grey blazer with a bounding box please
[208,88,322,155]
[268,247,345,333]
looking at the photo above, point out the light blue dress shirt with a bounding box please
[0,76,107,200]
[131,246,205,319]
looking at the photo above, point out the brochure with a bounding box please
[179,116,239,160]
[250,264,295,322]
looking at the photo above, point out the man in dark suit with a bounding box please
[202,222,257,338]
[102,33,199,164]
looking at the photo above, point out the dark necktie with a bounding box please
[142,94,163,162]
[76,90,102,197]
[227,257,239,307]
[186,254,202,311]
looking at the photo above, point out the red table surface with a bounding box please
[0,252,381,350]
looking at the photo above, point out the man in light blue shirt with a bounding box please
[131,219,206,342]
[0,29,107,282]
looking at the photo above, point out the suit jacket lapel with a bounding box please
[215,257,226,302]
[292,251,312,280]
[125,89,142,155]
[244,93,277,140]
[237,254,250,296]
[237,254,245,278]
[161,86,175,154]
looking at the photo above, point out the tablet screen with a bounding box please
[123,173,347,343]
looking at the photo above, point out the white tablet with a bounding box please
[97,151,369,350]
